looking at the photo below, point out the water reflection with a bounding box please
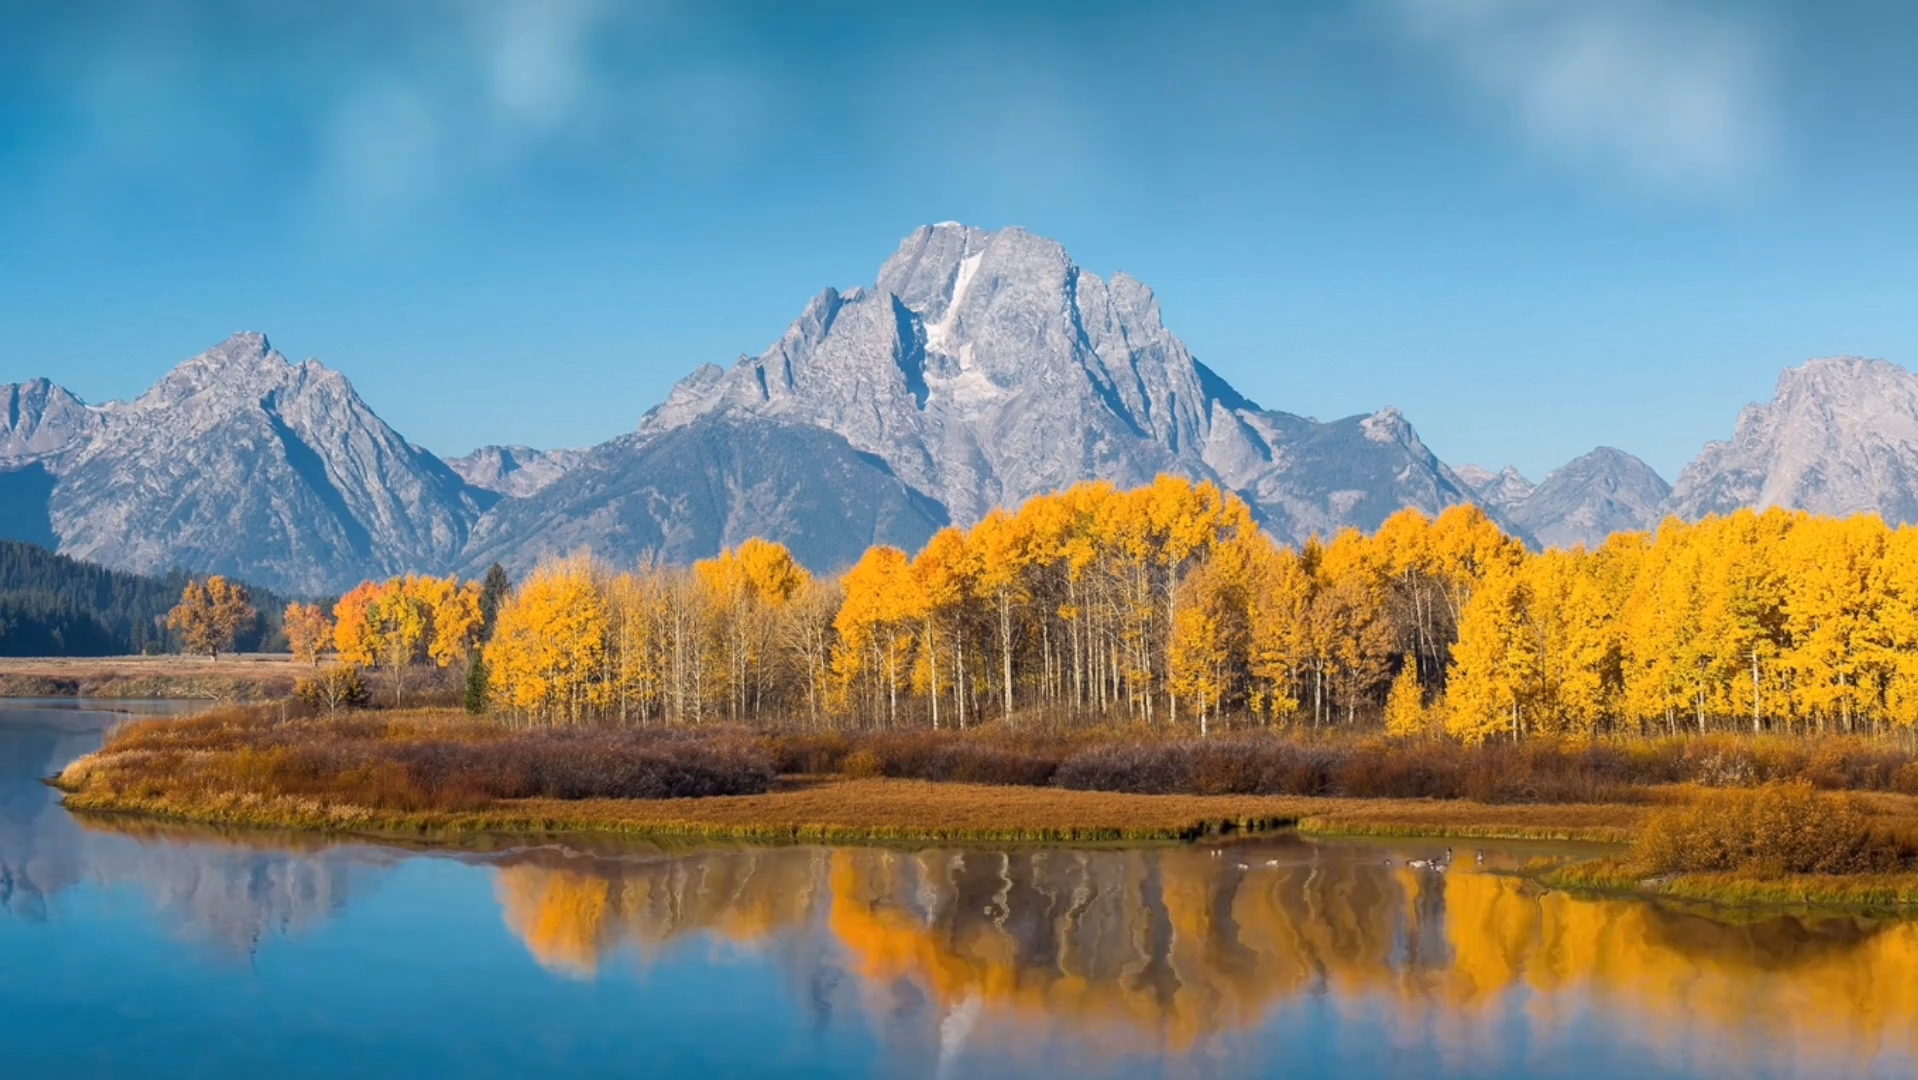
[479,841,1918,1075]
[1,703,390,955]
[11,703,1918,1078]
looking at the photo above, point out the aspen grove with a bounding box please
[334,476,1918,743]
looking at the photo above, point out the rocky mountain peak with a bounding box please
[616,223,1482,548]
[137,331,319,407]
[1508,447,1670,550]
[31,332,490,593]
[0,378,99,462]
[1669,355,1918,524]
[1455,464,1537,511]
[446,444,587,499]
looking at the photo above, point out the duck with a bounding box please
[1407,858,1430,870]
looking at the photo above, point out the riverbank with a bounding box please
[0,655,301,700]
[1541,860,1918,910]
[48,704,1918,907]
[58,772,1648,845]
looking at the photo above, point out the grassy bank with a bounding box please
[54,705,1659,844]
[1535,783,1918,908]
[0,654,300,701]
[49,706,1918,909]
[64,776,1323,844]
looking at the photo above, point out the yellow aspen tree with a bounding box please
[1875,525,1918,732]
[834,546,914,727]
[969,510,1033,724]
[1446,563,1532,743]
[367,580,433,707]
[1246,535,1310,725]
[1383,656,1425,737]
[783,576,843,729]
[404,574,486,670]
[332,581,382,669]
[911,528,975,729]
[283,601,333,666]
[484,554,610,725]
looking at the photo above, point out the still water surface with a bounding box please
[3,701,1915,1079]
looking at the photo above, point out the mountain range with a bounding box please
[2,224,1914,593]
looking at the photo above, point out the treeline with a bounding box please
[0,541,288,656]
[437,477,1918,741]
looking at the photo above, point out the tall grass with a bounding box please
[774,729,1918,803]
[1630,783,1913,876]
[64,707,774,813]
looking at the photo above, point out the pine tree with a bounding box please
[464,655,489,715]
[479,563,512,642]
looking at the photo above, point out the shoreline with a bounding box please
[0,655,301,701]
[54,775,1641,846]
[58,779,1918,911]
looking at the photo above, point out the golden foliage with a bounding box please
[312,479,1918,741]
[283,602,333,666]
[166,575,255,659]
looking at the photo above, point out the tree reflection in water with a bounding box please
[487,838,1918,1076]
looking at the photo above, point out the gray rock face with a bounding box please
[1453,464,1536,512]
[459,416,947,577]
[1670,357,1918,524]
[0,379,101,463]
[49,225,1870,588]
[446,444,586,499]
[633,223,1481,550]
[45,333,492,594]
[1507,447,1670,549]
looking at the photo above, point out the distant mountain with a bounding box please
[1454,464,1535,513]
[1670,357,1918,524]
[14,233,1917,589]
[594,223,1481,555]
[446,444,586,499]
[0,379,99,460]
[0,334,493,594]
[1507,447,1671,550]
[460,416,948,576]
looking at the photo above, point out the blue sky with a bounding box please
[2,0,1915,481]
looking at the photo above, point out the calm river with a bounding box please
[3,701,1914,1079]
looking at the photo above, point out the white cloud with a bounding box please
[309,0,622,219]
[471,0,609,130]
[319,81,442,208]
[1387,0,1774,190]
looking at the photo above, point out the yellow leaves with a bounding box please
[1383,657,1426,737]
[283,602,332,666]
[696,537,810,611]
[167,575,256,659]
[485,553,609,723]
[296,475,1918,739]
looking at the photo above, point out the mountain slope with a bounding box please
[47,333,492,593]
[1454,464,1536,513]
[446,445,586,499]
[459,416,947,576]
[616,222,1480,554]
[1508,447,1671,549]
[0,379,100,462]
[1670,357,1918,523]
